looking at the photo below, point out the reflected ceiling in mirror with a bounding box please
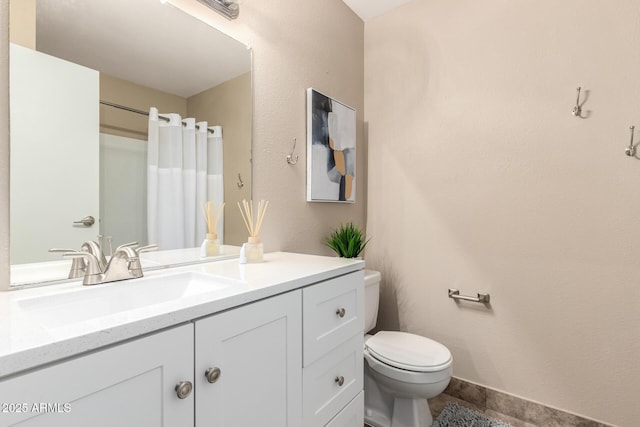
[9,0,252,287]
[36,0,250,98]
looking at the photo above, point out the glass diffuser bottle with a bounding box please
[238,199,269,264]
[200,201,224,258]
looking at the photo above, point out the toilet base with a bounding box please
[364,397,432,427]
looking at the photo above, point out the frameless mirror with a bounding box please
[9,0,252,286]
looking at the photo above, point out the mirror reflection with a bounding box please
[9,0,252,286]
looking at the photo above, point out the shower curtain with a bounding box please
[147,107,224,250]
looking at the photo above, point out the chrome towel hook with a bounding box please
[572,86,582,117]
[286,138,299,165]
[626,126,636,157]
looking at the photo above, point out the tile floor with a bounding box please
[437,378,612,427]
[364,378,613,427]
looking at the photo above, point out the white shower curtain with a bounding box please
[147,107,224,250]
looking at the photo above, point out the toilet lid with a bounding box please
[365,331,452,372]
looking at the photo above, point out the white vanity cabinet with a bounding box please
[0,292,303,427]
[0,324,195,427]
[0,254,365,427]
[194,289,302,426]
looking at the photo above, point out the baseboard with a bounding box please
[443,377,615,427]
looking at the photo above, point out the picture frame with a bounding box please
[306,88,356,203]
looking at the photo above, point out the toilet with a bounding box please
[363,270,452,427]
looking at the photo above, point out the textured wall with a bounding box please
[364,1,640,425]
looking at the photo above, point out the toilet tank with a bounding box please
[364,269,381,333]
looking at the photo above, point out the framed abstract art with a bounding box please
[306,88,356,203]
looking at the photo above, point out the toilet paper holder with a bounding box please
[448,289,490,304]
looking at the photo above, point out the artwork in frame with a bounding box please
[306,88,356,203]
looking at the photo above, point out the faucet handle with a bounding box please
[63,252,102,285]
[49,248,86,279]
[125,244,157,279]
[112,246,144,279]
[135,244,158,255]
[114,242,139,253]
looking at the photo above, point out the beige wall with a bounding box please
[8,0,34,49]
[365,0,639,425]
[171,0,366,255]
[188,72,252,246]
[100,74,187,140]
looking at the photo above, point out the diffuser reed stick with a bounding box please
[237,199,269,238]
[201,201,225,238]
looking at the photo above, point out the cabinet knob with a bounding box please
[335,376,345,387]
[336,308,346,318]
[205,367,221,384]
[175,381,193,399]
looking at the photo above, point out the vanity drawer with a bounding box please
[303,270,364,366]
[326,391,364,427]
[302,333,364,427]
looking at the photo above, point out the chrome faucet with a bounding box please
[64,241,157,286]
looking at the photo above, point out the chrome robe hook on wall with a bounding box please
[286,138,299,165]
[625,126,636,157]
[572,87,583,117]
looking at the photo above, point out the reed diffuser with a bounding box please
[237,199,269,263]
[200,201,225,257]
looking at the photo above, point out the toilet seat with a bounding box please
[365,331,452,372]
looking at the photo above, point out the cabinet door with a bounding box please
[195,291,302,427]
[0,324,194,427]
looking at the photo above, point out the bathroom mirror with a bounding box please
[8,0,252,286]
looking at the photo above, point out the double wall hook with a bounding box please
[572,87,583,117]
[625,126,636,157]
[286,138,299,165]
[237,173,244,188]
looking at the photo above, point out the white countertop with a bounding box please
[0,252,364,378]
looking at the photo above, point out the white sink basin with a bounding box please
[16,271,233,329]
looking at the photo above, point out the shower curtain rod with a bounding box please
[100,100,216,134]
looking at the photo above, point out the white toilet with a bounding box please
[363,270,452,427]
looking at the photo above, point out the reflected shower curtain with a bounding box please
[147,107,224,250]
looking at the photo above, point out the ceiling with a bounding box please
[342,0,415,21]
[35,0,251,98]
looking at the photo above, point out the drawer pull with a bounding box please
[175,381,193,399]
[335,376,345,386]
[205,367,221,384]
[336,308,346,318]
